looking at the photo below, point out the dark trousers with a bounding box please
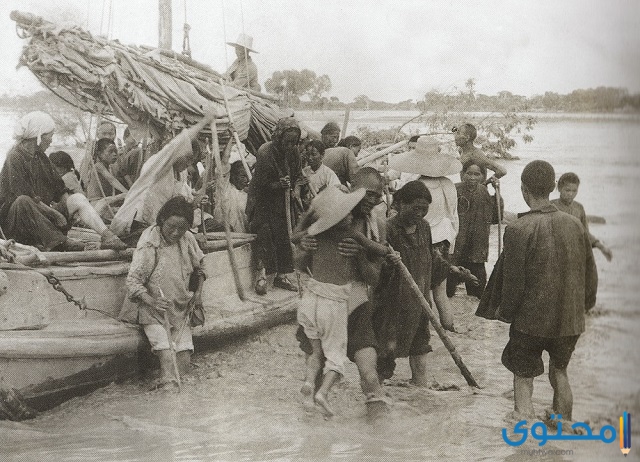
[447,260,487,299]
[250,219,293,275]
[3,195,67,251]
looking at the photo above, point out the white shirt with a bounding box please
[420,176,458,252]
[302,164,341,197]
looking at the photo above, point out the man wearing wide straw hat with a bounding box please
[223,33,261,92]
[390,136,462,331]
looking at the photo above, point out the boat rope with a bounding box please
[182,0,191,58]
[40,272,121,322]
[99,0,107,36]
[221,0,229,70]
[0,261,121,322]
[239,0,250,91]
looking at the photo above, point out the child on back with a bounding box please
[551,172,613,261]
[297,186,387,416]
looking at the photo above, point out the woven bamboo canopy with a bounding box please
[10,10,289,153]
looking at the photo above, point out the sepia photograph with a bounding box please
[0,0,638,460]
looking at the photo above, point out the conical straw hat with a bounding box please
[307,187,366,236]
[226,33,258,53]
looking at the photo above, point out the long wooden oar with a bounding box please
[394,256,480,388]
[210,119,246,301]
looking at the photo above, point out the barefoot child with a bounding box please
[499,161,598,423]
[297,186,384,416]
[551,172,613,261]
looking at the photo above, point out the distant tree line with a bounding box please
[261,69,640,113]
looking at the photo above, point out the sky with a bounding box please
[0,0,639,102]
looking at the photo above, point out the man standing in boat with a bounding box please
[223,33,261,92]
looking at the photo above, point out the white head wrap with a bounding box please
[14,111,56,144]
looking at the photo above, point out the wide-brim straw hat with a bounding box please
[226,33,258,54]
[389,136,462,177]
[307,187,366,236]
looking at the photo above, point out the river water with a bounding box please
[0,110,639,461]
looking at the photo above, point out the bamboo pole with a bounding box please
[341,106,351,139]
[217,78,252,180]
[204,232,256,240]
[395,258,480,388]
[357,140,408,167]
[38,249,134,264]
[200,238,254,252]
[210,119,246,301]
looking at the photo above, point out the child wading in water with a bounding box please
[447,160,501,299]
[297,186,390,416]
[551,172,613,261]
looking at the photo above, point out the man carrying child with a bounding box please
[297,186,382,416]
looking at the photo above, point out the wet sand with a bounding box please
[1,222,638,461]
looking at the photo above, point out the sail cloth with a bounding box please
[10,10,288,150]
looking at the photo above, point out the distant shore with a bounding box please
[295,109,640,125]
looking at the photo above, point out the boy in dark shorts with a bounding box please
[500,160,598,422]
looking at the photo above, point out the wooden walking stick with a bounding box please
[495,182,503,255]
[158,288,181,392]
[210,118,246,301]
[393,253,480,388]
[284,189,293,239]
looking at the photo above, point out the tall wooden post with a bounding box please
[159,0,172,49]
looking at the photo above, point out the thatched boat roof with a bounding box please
[10,10,289,153]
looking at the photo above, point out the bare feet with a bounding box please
[544,409,588,435]
[101,230,128,250]
[314,392,334,417]
[300,382,315,411]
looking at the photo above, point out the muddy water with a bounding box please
[1,113,639,461]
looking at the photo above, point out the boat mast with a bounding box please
[159,0,172,49]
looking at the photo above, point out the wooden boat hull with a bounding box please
[0,244,298,417]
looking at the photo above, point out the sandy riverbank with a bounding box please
[1,222,637,461]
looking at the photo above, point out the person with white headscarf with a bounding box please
[0,111,126,251]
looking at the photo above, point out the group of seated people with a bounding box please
[0,110,256,254]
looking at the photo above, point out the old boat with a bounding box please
[0,11,297,419]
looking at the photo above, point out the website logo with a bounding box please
[502,412,631,456]
[620,411,631,457]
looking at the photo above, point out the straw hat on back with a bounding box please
[226,33,258,54]
[307,187,366,236]
[389,136,462,177]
